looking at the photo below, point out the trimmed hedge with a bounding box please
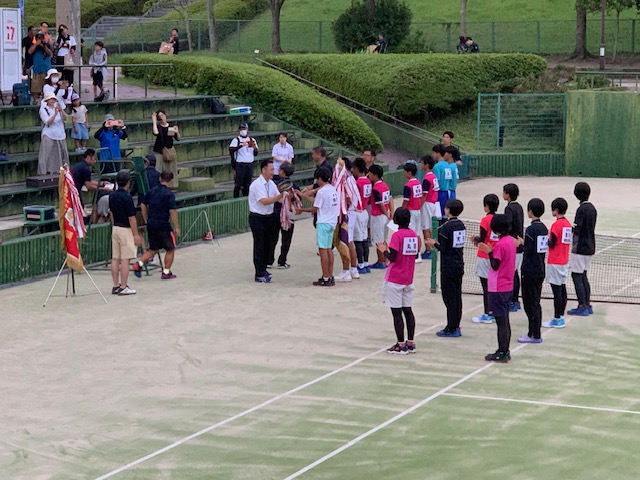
[121,54,383,152]
[265,54,547,119]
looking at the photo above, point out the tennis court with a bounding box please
[1,177,639,479]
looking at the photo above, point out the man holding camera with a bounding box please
[94,114,127,174]
[229,122,259,198]
[28,32,53,102]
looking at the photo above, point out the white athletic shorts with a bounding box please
[475,257,490,279]
[370,214,387,243]
[347,210,356,244]
[382,281,415,308]
[353,210,369,242]
[420,202,438,230]
[547,263,569,285]
[409,209,421,236]
[569,254,592,274]
[515,252,523,271]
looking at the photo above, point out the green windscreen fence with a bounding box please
[476,93,566,152]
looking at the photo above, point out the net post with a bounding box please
[430,216,438,294]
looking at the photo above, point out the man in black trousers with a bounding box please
[248,159,283,283]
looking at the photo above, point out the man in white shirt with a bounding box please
[271,132,294,180]
[230,122,259,198]
[297,167,340,286]
[249,159,284,283]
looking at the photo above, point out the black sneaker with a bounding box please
[329,276,335,286]
[312,277,333,287]
[485,350,511,363]
[111,286,122,295]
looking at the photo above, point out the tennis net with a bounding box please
[431,220,640,305]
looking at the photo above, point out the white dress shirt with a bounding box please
[271,141,294,175]
[40,103,66,140]
[249,174,278,215]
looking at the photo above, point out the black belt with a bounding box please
[250,212,272,217]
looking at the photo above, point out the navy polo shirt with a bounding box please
[143,184,177,231]
[109,189,136,228]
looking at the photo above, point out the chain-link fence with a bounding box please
[476,93,566,152]
[95,18,640,55]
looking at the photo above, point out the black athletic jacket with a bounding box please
[505,201,525,254]
[436,217,466,275]
[572,201,597,255]
[521,219,549,277]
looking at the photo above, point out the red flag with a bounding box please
[58,166,86,271]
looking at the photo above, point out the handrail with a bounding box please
[574,70,640,92]
[255,58,444,145]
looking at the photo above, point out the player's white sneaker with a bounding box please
[334,271,352,282]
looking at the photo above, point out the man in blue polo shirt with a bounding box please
[94,114,128,173]
[133,171,181,280]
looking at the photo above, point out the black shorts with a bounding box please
[488,291,512,317]
[92,70,104,88]
[148,229,176,251]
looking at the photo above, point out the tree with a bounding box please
[173,0,194,52]
[268,0,286,53]
[608,0,634,61]
[572,0,600,58]
[365,0,376,17]
[206,0,218,52]
[332,0,412,53]
[460,0,468,37]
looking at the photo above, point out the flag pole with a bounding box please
[44,259,68,307]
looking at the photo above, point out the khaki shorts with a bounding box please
[31,73,46,94]
[382,281,415,308]
[112,226,137,260]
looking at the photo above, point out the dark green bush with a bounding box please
[83,0,147,27]
[265,54,547,119]
[121,54,383,152]
[332,0,412,53]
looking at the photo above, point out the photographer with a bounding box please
[28,32,53,102]
[53,24,77,83]
[38,92,69,174]
[94,114,128,174]
[229,122,259,198]
[152,110,180,189]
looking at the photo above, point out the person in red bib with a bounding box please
[472,194,500,324]
[368,164,394,269]
[401,161,423,264]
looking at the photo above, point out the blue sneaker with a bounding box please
[587,305,594,315]
[370,262,387,269]
[542,317,566,328]
[365,266,371,273]
[421,250,431,260]
[567,307,590,316]
[509,302,521,312]
[518,335,543,344]
[357,266,370,275]
[255,274,271,283]
[472,313,495,324]
[436,328,462,338]
[132,262,142,278]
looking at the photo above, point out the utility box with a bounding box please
[0,8,22,96]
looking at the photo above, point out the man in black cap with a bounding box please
[229,122,259,198]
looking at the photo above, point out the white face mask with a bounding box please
[239,129,248,137]
[51,77,59,84]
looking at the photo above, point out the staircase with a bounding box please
[86,16,150,40]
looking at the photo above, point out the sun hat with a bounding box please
[43,91,56,102]
[71,93,80,101]
[45,68,59,79]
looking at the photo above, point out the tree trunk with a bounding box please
[270,1,284,53]
[206,0,218,52]
[174,5,194,52]
[572,5,589,58]
[460,0,468,37]
[613,10,621,62]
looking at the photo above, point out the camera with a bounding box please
[106,119,124,128]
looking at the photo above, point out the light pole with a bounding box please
[599,0,606,70]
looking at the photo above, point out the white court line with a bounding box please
[281,342,533,480]
[442,392,640,416]
[94,303,483,480]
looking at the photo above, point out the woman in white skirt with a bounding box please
[38,91,69,175]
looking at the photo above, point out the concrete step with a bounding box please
[178,176,217,192]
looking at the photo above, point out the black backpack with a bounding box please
[11,83,30,106]
[210,98,226,114]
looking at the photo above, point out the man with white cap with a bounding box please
[38,91,69,174]
[229,122,259,198]
[94,113,127,173]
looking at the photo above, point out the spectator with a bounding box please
[456,35,468,54]
[229,122,258,197]
[28,33,53,102]
[70,93,89,152]
[94,114,128,174]
[169,28,180,55]
[374,33,387,53]
[22,26,35,75]
[466,36,480,53]
[362,148,377,169]
[53,24,77,84]
[38,91,69,175]
[70,149,112,222]
[144,154,161,190]
[37,21,53,49]
[152,110,181,189]
[271,131,294,180]
[89,41,108,101]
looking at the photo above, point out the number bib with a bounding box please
[363,184,372,198]
[561,227,572,244]
[412,184,423,198]
[402,237,419,255]
[489,231,500,242]
[381,190,391,203]
[537,235,549,253]
[453,230,466,248]
[444,169,453,180]
[432,178,440,190]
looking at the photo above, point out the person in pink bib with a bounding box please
[377,207,421,355]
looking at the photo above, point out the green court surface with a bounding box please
[1,177,639,479]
